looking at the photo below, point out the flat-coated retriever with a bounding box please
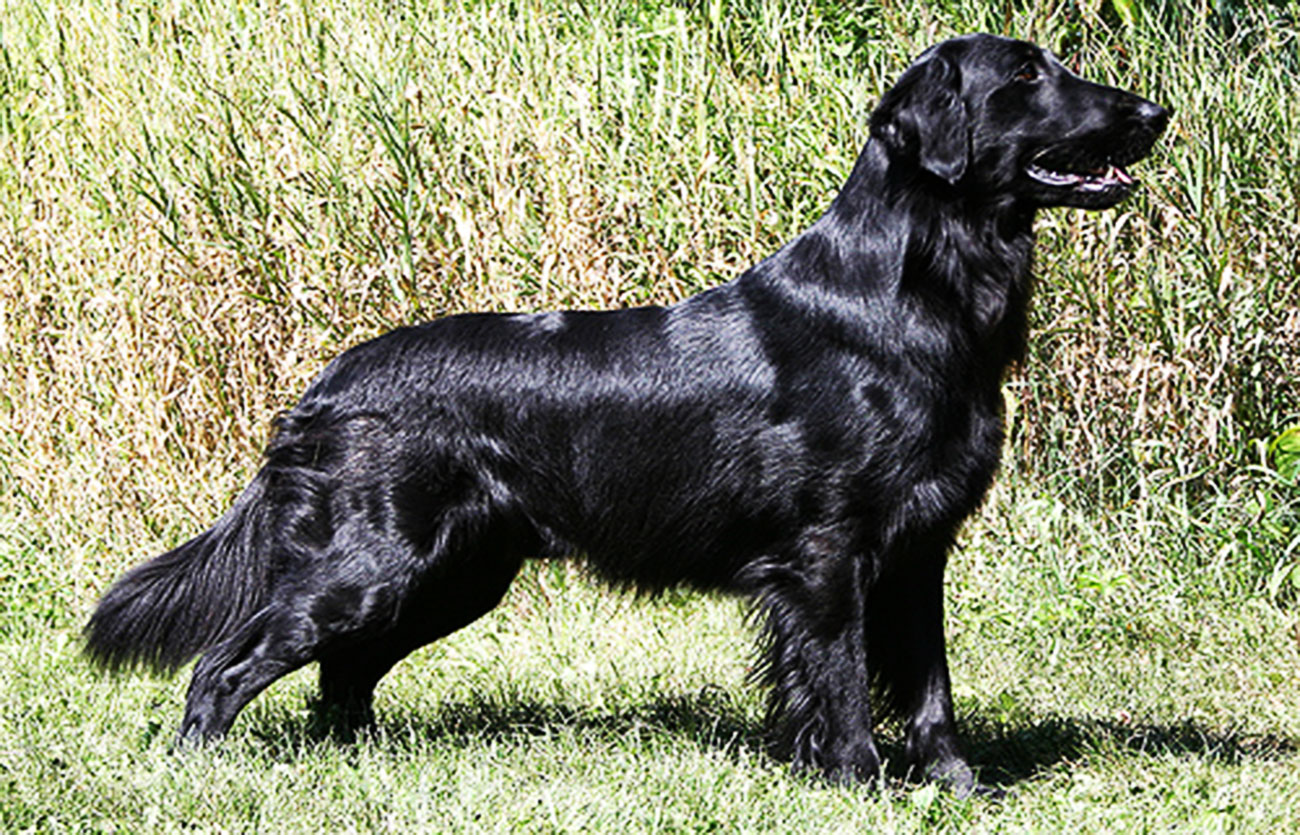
[86,34,1168,795]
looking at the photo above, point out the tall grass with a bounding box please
[0,0,1296,615]
[0,0,1294,601]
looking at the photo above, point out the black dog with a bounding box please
[86,34,1167,795]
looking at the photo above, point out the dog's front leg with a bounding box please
[866,551,995,797]
[754,549,882,784]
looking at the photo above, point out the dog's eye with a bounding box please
[1013,63,1041,83]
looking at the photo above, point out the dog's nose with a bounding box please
[1135,99,1171,132]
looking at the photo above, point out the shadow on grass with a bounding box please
[960,714,1296,789]
[246,685,767,764]
[242,692,1296,792]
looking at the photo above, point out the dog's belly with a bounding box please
[501,387,1003,592]
[499,389,797,590]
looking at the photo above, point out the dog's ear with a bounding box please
[869,53,969,185]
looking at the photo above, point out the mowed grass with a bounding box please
[5,499,1300,831]
[2,0,1299,830]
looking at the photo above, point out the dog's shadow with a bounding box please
[247,686,763,763]
[241,690,1295,793]
[962,714,1295,790]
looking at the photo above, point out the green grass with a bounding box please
[2,0,1299,830]
[5,509,1300,831]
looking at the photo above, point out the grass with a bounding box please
[5,508,1300,830]
[2,0,1299,830]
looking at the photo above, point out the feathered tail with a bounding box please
[84,474,274,674]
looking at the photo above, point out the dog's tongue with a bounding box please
[1112,165,1135,185]
[1081,164,1135,190]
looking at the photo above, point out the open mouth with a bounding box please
[1025,161,1136,192]
[1018,100,1167,207]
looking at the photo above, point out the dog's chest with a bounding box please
[844,381,1005,537]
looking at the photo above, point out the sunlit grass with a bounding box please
[4,536,1300,830]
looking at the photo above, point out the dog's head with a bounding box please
[869,34,1169,209]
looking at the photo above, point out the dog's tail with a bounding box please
[84,473,275,674]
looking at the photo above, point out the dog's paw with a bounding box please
[920,755,1006,800]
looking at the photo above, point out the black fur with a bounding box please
[85,35,1168,794]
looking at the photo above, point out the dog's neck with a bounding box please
[746,140,1036,374]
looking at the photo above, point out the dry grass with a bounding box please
[0,0,1296,653]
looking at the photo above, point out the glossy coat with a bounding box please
[86,34,1168,794]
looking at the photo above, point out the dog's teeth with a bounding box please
[1031,162,1136,191]
[1027,164,1083,186]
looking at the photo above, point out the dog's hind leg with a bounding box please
[176,604,318,744]
[314,643,407,731]
[175,558,423,744]
[176,485,531,744]
[314,547,524,731]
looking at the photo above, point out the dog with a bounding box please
[86,34,1168,795]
